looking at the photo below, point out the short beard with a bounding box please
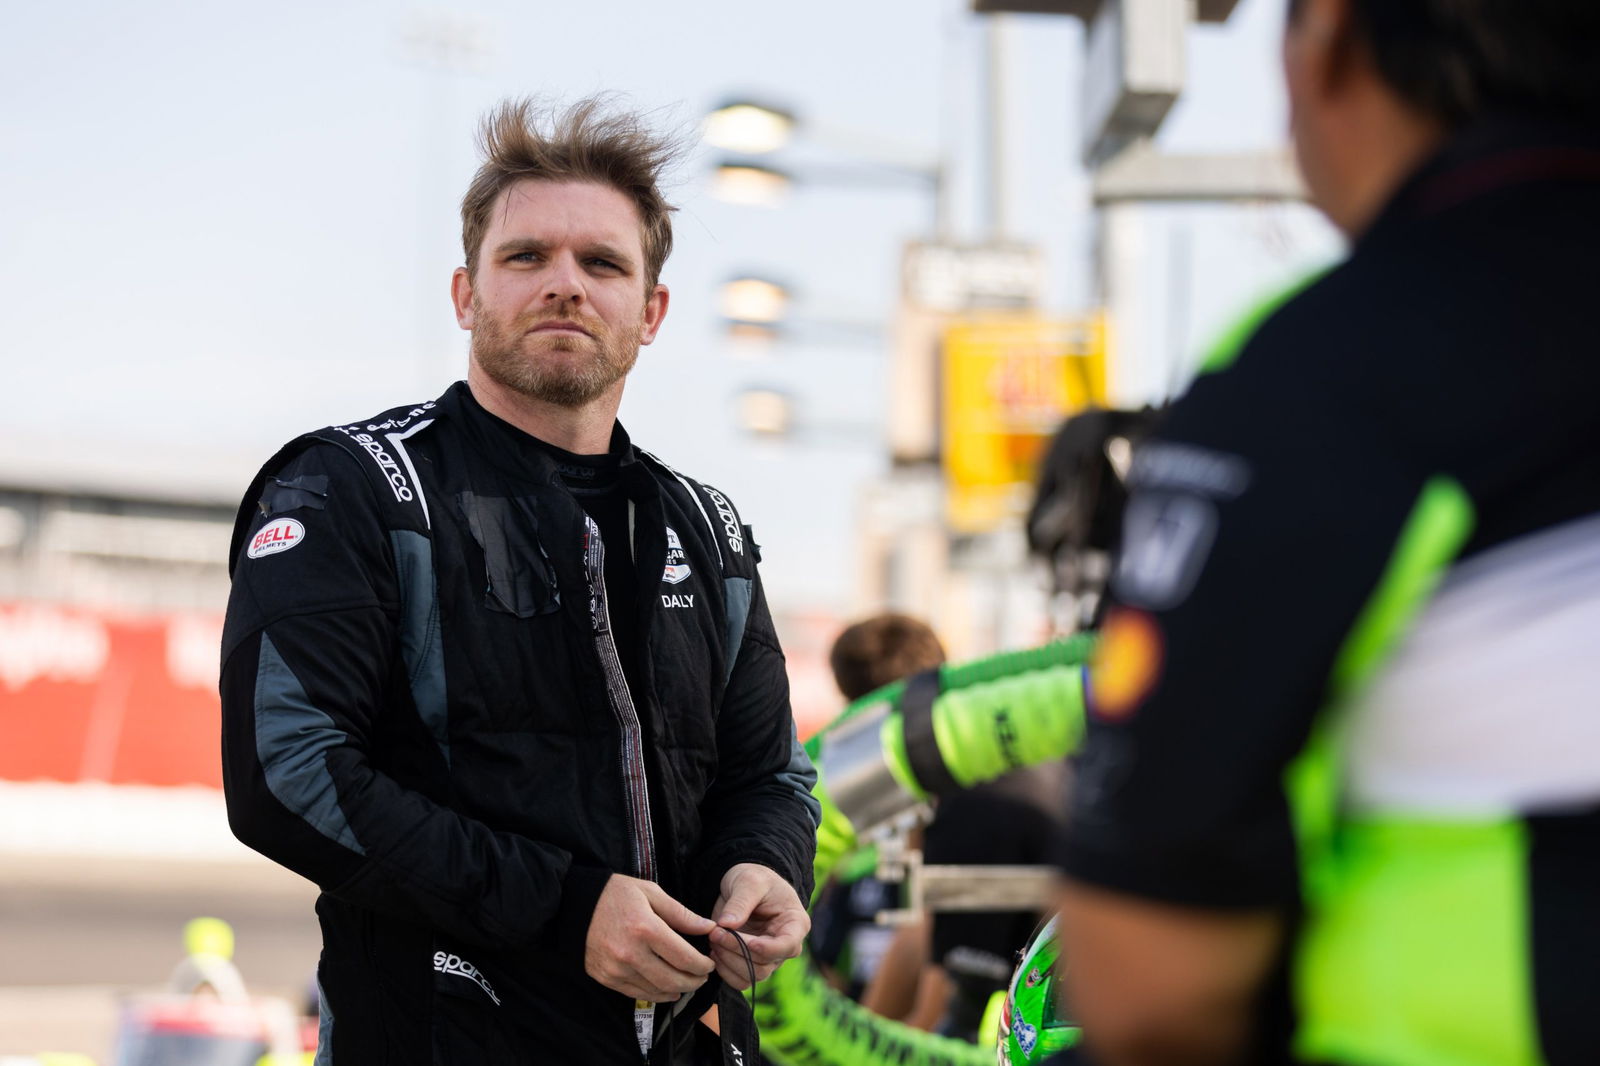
[471,299,641,409]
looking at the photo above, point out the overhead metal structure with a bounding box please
[972,0,1240,22]
[969,0,1309,411]
[1093,141,1305,203]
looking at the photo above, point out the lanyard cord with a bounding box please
[725,926,757,993]
[719,927,760,1066]
[648,929,760,1065]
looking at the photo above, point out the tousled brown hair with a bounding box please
[829,613,947,703]
[460,96,682,287]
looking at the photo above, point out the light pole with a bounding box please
[400,11,494,392]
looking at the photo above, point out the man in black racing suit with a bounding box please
[220,97,819,1063]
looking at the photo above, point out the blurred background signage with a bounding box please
[941,314,1108,533]
[890,241,1047,466]
[0,602,224,788]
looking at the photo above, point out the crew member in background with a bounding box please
[823,613,1068,1042]
[812,614,948,1008]
[1055,2,1600,1064]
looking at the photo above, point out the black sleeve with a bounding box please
[691,567,820,910]
[1059,301,1438,909]
[221,444,608,950]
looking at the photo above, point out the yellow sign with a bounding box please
[941,313,1109,533]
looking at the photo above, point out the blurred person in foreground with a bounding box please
[825,614,1069,1042]
[219,97,818,1063]
[1054,2,1600,1065]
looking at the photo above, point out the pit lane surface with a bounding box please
[0,854,319,1061]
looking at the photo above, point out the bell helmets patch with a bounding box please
[247,517,305,560]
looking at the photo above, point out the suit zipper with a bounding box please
[581,514,657,882]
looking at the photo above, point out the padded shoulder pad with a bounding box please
[227,399,439,577]
[695,482,760,577]
[311,398,440,534]
[637,451,759,578]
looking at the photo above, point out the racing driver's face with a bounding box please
[452,179,668,409]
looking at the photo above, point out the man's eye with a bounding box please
[588,258,621,271]
[508,252,539,263]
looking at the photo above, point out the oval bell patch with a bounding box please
[248,517,306,559]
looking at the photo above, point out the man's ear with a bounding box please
[451,266,475,330]
[640,284,670,346]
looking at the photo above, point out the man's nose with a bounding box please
[543,252,585,304]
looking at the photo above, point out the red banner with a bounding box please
[0,602,224,788]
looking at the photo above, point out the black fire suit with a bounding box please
[221,381,819,1063]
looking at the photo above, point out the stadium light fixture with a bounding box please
[711,160,792,207]
[720,277,790,325]
[704,100,796,154]
[736,388,794,437]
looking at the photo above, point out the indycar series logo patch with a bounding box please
[662,526,692,585]
[247,518,305,560]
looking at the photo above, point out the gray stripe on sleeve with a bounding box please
[781,721,822,829]
[254,633,366,855]
[717,576,817,824]
[314,975,334,1065]
[390,529,450,769]
[722,576,753,684]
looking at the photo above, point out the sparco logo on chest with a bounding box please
[703,487,742,554]
[433,951,501,1006]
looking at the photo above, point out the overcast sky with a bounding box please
[0,0,1339,611]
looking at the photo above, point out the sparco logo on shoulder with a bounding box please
[704,487,742,554]
[335,426,414,502]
